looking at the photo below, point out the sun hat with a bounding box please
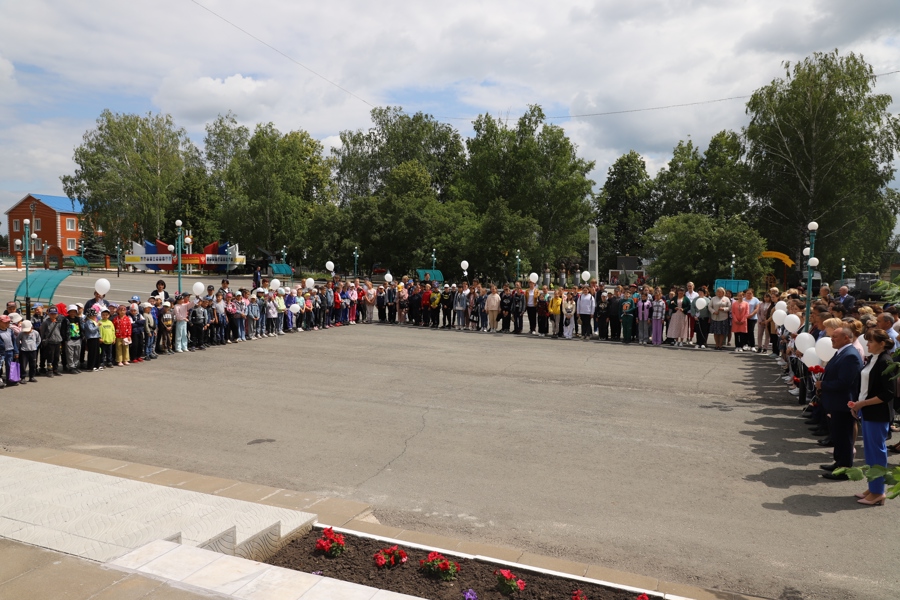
[20,320,32,332]
[10,313,23,324]
[67,304,78,313]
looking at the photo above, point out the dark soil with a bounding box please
[267,528,642,600]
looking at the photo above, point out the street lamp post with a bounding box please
[19,219,37,319]
[170,219,192,293]
[353,246,358,278]
[730,253,735,280]
[841,258,846,287]
[805,221,818,332]
[431,248,436,271]
[116,240,121,278]
[516,249,521,281]
[281,245,287,264]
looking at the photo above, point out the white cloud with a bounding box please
[0,0,897,216]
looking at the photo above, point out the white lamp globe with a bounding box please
[808,257,819,267]
[175,219,183,227]
[167,244,175,252]
[808,221,819,231]
[803,247,810,256]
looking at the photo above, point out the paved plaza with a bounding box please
[0,271,896,600]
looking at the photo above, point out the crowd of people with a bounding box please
[1,270,897,502]
[771,285,900,506]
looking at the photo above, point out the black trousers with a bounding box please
[422,307,431,327]
[387,305,396,323]
[442,307,452,327]
[501,312,511,332]
[830,410,856,467]
[20,350,37,379]
[526,306,537,332]
[513,311,523,333]
[378,305,387,322]
[595,315,608,339]
[580,315,592,338]
[86,338,100,370]
[609,317,621,340]
[695,318,709,347]
[747,320,757,346]
[42,342,61,372]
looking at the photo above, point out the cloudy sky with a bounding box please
[0,0,898,216]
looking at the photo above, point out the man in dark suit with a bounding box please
[837,286,856,312]
[816,326,863,479]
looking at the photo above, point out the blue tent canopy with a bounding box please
[14,270,73,303]
[415,269,444,283]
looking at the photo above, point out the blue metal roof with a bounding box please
[26,194,83,214]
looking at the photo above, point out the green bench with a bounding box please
[67,256,90,275]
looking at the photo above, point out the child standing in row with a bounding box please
[99,309,116,368]
[113,304,132,366]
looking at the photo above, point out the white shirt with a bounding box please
[685,290,698,301]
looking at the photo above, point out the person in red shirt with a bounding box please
[112,304,133,366]
[421,285,433,327]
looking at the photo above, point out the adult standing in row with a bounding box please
[848,328,894,504]
[709,287,731,351]
[817,326,864,480]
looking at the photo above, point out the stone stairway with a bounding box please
[0,455,316,563]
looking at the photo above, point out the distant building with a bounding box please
[5,194,84,257]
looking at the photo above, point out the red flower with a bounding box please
[374,553,386,567]
[637,595,650,600]
[496,569,514,580]
[427,551,443,562]
[439,560,451,571]
[517,580,526,591]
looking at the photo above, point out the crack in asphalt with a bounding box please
[356,403,430,489]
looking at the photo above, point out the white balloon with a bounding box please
[384,273,393,283]
[802,347,822,368]
[772,309,787,326]
[192,281,205,296]
[815,337,837,361]
[325,261,334,272]
[795,332,816,353]
[94,278,111,295]
[289,303,301,314]
[460,260,469,270]
[581,270,591,282]
[784,314,802,333]
[305,277,315,289]
[774,301,787,312]
[529,272,539,283]
[695,297,708,310]
[271,278,281,290]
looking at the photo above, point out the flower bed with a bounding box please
[267,527,647,600]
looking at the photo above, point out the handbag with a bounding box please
[8,361,21,383]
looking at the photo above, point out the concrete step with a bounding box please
[0,455,315,563]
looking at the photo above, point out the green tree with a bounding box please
[595,150,653,266]
[652,139,703,217]
[700,130,749,218]
[460,105,594,275]
[165,147,220,248]
[744,50,900,279]
[333,106,465,205]
[225,123,335,255]
[79,218,107,260]
[644,213,769,288]
[204,111,249,239]
[61,110,190,244]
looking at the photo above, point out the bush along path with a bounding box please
[267,527,652,600]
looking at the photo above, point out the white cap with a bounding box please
[20,319,32,332]
[162,301,171,307]
[75,302,84,308]
[9,313,22,323]
[235,291,242,297]
[277,287,285,294]
[256,288,265,294]
[141,302,151,308]
[66,304,77,312]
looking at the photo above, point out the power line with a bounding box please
[188,0,374,109]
